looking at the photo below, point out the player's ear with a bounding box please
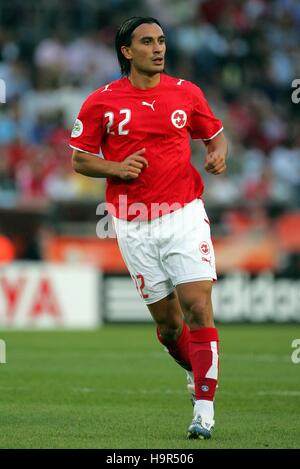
[121,45,132,60]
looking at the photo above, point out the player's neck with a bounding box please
[128,70,161,90]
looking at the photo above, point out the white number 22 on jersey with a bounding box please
[104,109,131,135]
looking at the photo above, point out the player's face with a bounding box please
[122,23,166,75]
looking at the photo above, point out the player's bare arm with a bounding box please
[203,131,228,175]
[72,148,148,180]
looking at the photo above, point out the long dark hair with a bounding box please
[115,16,162,76]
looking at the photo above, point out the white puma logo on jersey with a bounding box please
[177,79,185,86]
[142,100,156,111]
[101,84,112,93]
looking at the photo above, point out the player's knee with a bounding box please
[157,321,183,342]
[188,297,214,328]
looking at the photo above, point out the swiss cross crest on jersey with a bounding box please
[200,242,210,255]
[171,109,187,129]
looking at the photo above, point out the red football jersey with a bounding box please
[69,74,223,220]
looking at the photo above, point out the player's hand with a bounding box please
[204,151,226,175]
[118,148,148,180]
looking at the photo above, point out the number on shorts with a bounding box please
[132,274,149,299]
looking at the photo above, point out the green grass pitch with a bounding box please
[0,323,299,449]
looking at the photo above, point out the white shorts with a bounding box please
[112,198,217,305]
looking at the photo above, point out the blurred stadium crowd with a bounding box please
[0,0,300,265]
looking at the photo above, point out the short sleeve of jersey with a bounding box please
[69,91,103,156]
[188,84,223,140]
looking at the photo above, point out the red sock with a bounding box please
[189,328,219,401]
[156,321,192,371]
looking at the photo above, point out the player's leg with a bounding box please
[147,291,192,372]
[112,215,192,373]
[176,280,219,439]
[160,199,219,438]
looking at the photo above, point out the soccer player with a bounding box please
[70,16,228,440]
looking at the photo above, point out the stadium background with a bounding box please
[0,0,300,450]
[0,0,300,326]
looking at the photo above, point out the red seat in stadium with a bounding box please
[276,213,300,252]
